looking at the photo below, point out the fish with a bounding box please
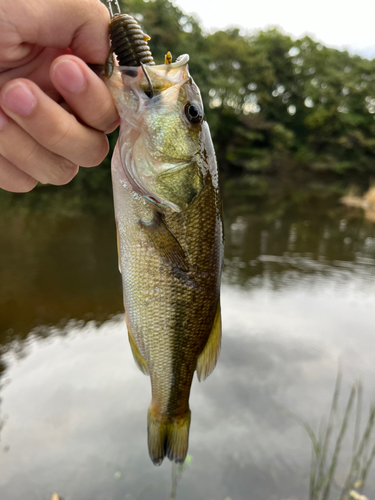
[106,54,224,465]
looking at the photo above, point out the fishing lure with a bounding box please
[105,0,154,78]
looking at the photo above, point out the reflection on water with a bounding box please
[1,187,375,499]
[0,214,123,337]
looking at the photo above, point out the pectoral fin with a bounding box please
[139,212,188,272]
[196,301,221,382]
[126,320,149,375]
[156,162,204,211]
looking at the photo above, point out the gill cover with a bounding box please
[108,55,209,212]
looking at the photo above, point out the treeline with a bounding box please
[2,0,375,210]
[120,0,375,176]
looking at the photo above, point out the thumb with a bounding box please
[2,0,111,65]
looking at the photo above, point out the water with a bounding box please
[1,186,375,499]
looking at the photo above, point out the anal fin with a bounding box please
[126,319,149,375]
[196,301,221,382]
[139,212,188,272]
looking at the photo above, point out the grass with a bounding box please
[292,371,375,500]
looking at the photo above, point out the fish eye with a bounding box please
[184,102,203,124]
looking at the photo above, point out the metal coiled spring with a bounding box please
[109,14,155,67]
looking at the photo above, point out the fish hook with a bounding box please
[141,62,154,99]
[106,0,122,18]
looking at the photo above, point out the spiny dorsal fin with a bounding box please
[139,212,188,272]
[196,301,221,382]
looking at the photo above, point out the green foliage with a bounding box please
[201,28,375,175]
[98,0,375,181]
[3,0,375,210]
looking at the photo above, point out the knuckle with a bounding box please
[22,141,40,163]
[96,136,110,163]
[41,157,78,186]
[105,117,120,134]
[81,134,109,167]
[16,177,38,193]
[95,0,110,19]
[53,163,79,185]
[48,120,73,149]
[0,154,38,192]
[86,97,117,131]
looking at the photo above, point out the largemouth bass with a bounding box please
[106,55,223,465]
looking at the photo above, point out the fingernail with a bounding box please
[0,108,8,130]
[53,60,86,93]
[1,82,37,116]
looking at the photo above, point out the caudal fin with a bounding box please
[147,407,191,466]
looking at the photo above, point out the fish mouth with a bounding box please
[117,54,190,73]
[167,54,189,68]
[116,54,191,100]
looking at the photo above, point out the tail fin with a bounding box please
[147,407,191,466]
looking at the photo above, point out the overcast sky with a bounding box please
[173,0,375,58]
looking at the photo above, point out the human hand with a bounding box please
[0,0,119,192]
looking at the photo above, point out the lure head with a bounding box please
[107,55,216,212]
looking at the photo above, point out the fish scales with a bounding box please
[107,56,223,465]
[115,164,222,414]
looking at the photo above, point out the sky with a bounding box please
[173,0,375,59]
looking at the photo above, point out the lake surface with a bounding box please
[1,184,375,500]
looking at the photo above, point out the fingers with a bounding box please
[0,155,38,193]
[0,0,116,193]
[0,77,110,167]
[0,110,79,186]
[0,53,119,192]
[3,0,111,64]
[50,55,119,133]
